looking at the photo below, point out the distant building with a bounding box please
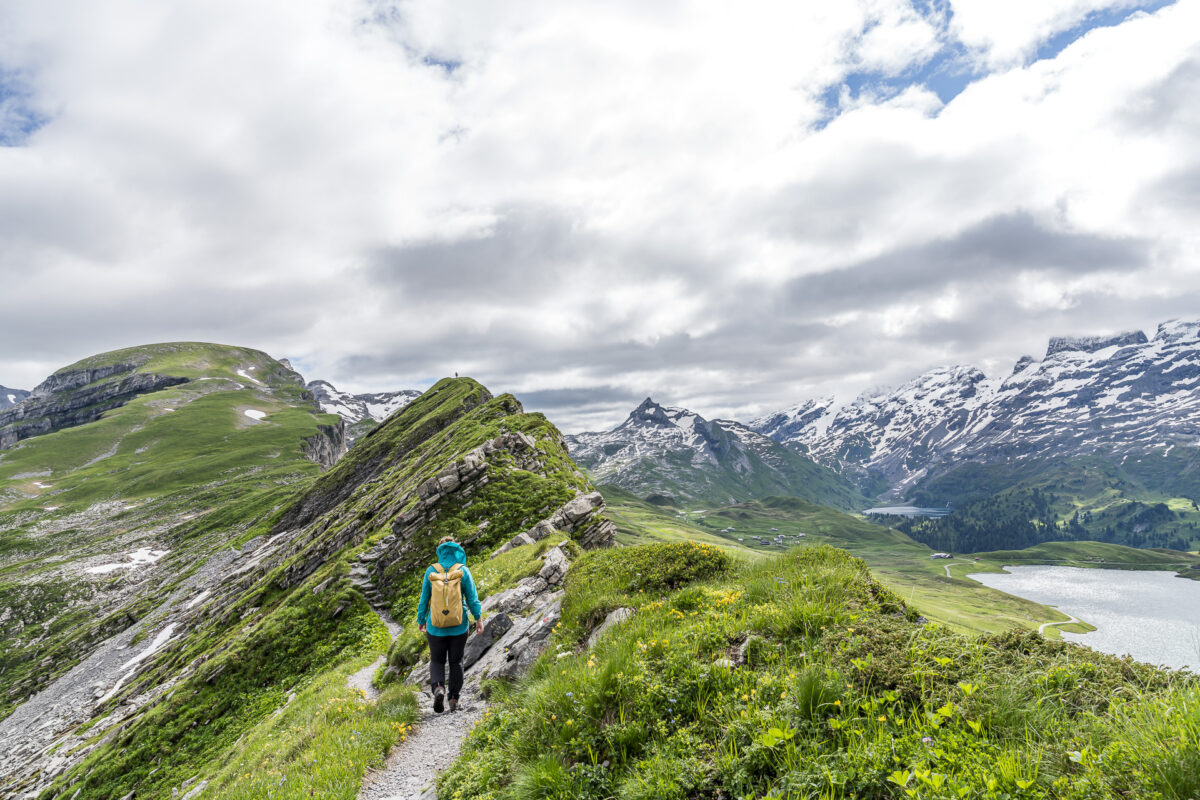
[930,552,952,559]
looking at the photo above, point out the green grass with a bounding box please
[439,544,1200,800]
[600,491,1092,636]
[202,665,419,799]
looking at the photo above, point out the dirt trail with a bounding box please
[1038,610,1084,636]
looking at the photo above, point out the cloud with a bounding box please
[0,0,1198,435]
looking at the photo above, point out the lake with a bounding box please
[968,565,1200,671]
[862,505,952,518]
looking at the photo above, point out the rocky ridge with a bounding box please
[0,364,189,448]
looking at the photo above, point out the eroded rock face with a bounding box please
[0,367,190,449]
[301,422,348,470]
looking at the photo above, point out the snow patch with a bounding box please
[85,548,169,574]
[244,409,267,420]
[236,368,263,385]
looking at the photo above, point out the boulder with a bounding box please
[537,546,570,586]
[462,613,513,670]
[481,576,548,615]
[528,521,557,541]
[587,607,634,649]
[561,491,603,523]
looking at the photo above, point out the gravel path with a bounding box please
[359,687,484,800]
[351,590,484,800]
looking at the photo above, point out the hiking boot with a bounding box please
[432,685,445,714]
[448,696,459,712]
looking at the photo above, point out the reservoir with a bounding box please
[968,565,1200,671]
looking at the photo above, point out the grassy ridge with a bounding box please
[441,543,1200,800]
[36,377,604,799]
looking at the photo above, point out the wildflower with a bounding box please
[922,736,933,745]
[877,716,887,722]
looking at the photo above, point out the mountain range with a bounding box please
[750,320,1200,505]
[566,319,1200,551]
[306,379,421,443]
[564,397,865,510]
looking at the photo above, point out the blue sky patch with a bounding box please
[817,0,1177,128]
[0,68,47,146]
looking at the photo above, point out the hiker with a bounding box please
[416,536,483,713]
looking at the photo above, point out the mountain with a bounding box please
[306,379,421,444]
[0,386,28,410]
[565,397,866,509]
[752,319,1200,549]
[0,344,613,798]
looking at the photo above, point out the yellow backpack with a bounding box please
[429,563,465,628]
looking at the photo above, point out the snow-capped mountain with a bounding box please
[565,397,864,509]
[752,320,1200,499]
[306,380,421,443]
[0,386,29,411]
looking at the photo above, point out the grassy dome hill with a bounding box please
[0,342,342,726]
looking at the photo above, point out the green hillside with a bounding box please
[441,543,1200,800]
[905,457,1200,553]
[0,342,341,720]
[599,490,1117,636]
[23,374,610,800]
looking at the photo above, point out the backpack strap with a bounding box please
[450,563,463,574]
[431,564,445,575]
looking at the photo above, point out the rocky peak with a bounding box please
[1153,319,1200,343]
[621,397,673,428]
[1045,330,1148,357]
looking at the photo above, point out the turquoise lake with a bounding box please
[967,565,1200,672]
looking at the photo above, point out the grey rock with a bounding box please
[560,492,604,523]
[528,521,557,541]
[587,607,634,649]
[181,780,209,799]
[462,614,513,670]
[537,546,570,586]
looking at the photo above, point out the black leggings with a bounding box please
[427,632,468,698]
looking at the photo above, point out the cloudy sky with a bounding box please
[2,0,1198,432]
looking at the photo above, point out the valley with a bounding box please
[2,328,1199,799]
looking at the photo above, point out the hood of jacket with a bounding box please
[436,540,468,569]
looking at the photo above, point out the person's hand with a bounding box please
[475,620,484,635]
[418,624,427,634]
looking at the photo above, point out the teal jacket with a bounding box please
[416,541,482,637]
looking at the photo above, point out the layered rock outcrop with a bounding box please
[0,365,189,449]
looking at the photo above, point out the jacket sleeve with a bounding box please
[416,568,432,627]
[461,566,483,622]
